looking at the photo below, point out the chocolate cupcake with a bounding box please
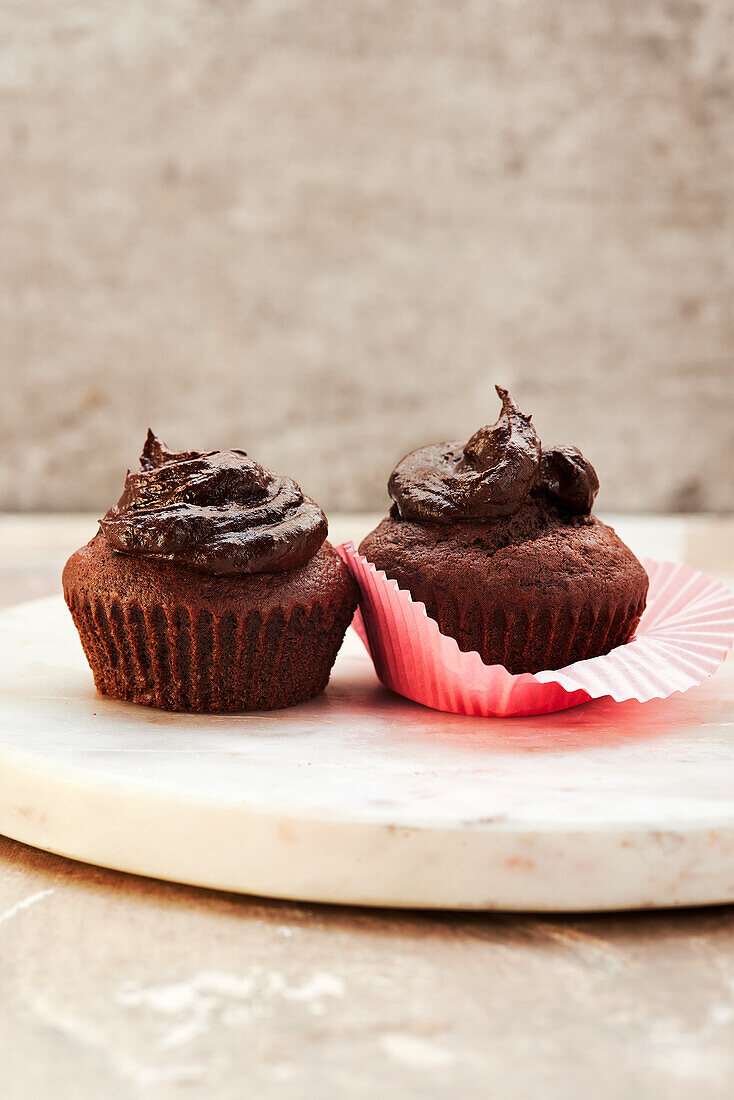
[63,432,358,712]
[359,387,648,675]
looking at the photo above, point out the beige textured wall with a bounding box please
[1,0,732,514]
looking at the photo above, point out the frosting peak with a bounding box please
[388,387,599,524]
[100,431,327,575]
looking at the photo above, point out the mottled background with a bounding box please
[1,0,732,514]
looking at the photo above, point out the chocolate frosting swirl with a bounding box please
[539,446,599,515]
[388,386,599,524]
[100,431,328,575]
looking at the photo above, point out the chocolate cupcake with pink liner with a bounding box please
[340,388,734,716]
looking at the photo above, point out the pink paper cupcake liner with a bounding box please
[336,544,734,717]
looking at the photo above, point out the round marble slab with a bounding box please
[1,596,734,911]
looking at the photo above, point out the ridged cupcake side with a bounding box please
[63,537,357,712]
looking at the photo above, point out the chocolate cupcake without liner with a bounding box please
[63,432,358,711]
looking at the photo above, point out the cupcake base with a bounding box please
[359,506,649,675]
[63,535,358,712]
[338,545,734,717]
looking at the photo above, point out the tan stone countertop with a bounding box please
[1,513,734,1100]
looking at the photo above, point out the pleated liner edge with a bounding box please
[337,544,734,718]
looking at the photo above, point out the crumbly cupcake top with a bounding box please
[388,386,599,525]
[100,431,327,575]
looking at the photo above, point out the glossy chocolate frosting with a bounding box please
[388,386,599,524]
[100,431,328,575]
[539,445,599,515]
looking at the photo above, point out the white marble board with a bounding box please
[1,595,734,911]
